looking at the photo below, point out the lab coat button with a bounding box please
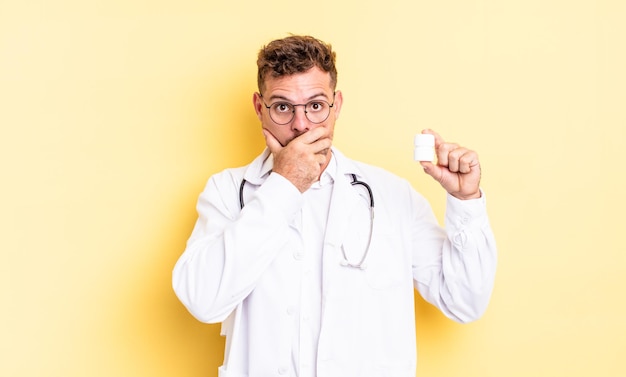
[286,306,295,315]
[278,367,288,375]
[293,251,304,260]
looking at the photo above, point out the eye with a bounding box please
[273,103,292,113]
[308,101,325,112]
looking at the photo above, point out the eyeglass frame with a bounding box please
[259,92,336,125]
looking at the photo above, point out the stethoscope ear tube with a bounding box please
[239,179,247,210]
[349,174,374,208]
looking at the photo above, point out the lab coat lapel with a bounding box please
[324,150,366,252]
[324,172,361,250]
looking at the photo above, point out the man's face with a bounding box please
[253,66,343,148]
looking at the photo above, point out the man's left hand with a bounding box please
[419,129,482,200]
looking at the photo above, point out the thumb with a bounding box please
[262,128,283,154]
[420,161,444,184]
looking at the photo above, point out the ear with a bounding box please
[332,90,344,120]
[252,92,263,121]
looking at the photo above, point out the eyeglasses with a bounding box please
[261,93,335,125]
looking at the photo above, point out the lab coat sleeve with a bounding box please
[172,171,303,323]
[412,190,497,323]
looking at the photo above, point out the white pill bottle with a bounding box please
[414,133,435,162]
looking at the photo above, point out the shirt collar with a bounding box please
[259,152,274,179]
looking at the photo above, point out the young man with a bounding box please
[173,35,497,377]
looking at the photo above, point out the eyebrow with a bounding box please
[266,92,330,103]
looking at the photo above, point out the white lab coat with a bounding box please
[173,147,497,377]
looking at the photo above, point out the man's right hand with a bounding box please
[263,127,332,193]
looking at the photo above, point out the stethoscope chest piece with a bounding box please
[340,257,368,270]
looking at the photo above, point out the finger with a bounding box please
[289,128,332,156]
[446,146,479,173]
[315,151,329,166]
[419,161,444,184]
[447,146,471,173]
[295,126,329,145]
[436,142,459,168]
[458,149,479,174]
[310,136,332,154]
[422,129,458,167]
[424,129,460,168]
[316,148,331,158]
[422,129,445,149]
[262,128,283,154]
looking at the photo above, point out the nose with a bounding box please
[290,105,310,132]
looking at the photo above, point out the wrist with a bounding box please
[453,190,482,200]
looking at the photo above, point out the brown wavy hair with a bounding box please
[256,35,337,94]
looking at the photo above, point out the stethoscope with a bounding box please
[239,173,374,270]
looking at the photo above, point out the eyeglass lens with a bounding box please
[268,100,332,125]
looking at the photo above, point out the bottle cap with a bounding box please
[414,133,435,147]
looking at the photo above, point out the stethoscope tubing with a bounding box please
[238,174,374,269]
[239,174,374,209]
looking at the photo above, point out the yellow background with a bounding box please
[1,0,625,376]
